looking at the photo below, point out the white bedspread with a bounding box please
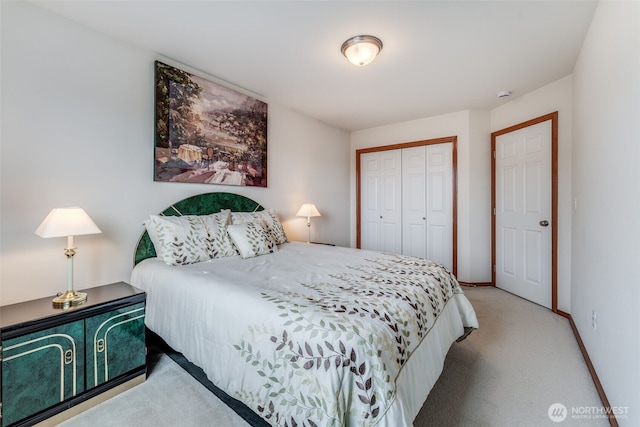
[131,242,478,427]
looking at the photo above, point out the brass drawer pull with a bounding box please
[64,349,73,364]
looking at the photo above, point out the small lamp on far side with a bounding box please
[296,203,321,243]
[35,207,102,308]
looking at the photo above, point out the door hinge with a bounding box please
[493,151,496,158]
[1,401,3,419]
[493,208,496,215]
[493,264,496,273]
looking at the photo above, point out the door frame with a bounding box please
[356,136,458,276]
[491,112,558,312]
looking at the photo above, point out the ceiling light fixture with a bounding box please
[341,35,383,67]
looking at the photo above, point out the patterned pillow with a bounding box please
[201,211,237,258]
[226,220,278,259]
[145,211,236,265]
[230,208,288,244]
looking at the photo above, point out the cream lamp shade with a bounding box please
[296,203,321,243]
[35,207,102,308]
[341,35,383,67]
[296,203,321,219]
[35,207,102,238]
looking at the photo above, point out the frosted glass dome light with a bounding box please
[341,35,383,67]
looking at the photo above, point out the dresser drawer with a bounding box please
[1,321,85,426]
[85,302,146,389]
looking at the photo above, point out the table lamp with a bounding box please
[296,203,321,243]
[35,207,102,308]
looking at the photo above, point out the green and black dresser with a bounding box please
[0,282,146,426]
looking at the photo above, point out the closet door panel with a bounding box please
[360,150,401,252]
[361,153,381,251]
[425,143,453,269]
[362,221,380,251]
[402,146,427,258]
[427,224,447,265]
[380,150,402,253]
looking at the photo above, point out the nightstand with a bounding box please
[0,282,146,427]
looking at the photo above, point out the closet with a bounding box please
[357,138,455,273]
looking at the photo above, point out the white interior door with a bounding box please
[495,120,552,308]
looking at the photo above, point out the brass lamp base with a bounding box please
[52,290,88,309]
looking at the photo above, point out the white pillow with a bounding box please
[145,211,236,265]
[226,220,278,259]
[230,208,288,244]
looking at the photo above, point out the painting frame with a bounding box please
[154,61,268,187]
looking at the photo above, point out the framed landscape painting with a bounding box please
[154,61,268,187]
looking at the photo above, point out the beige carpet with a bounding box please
[61,287,610,426]
[416,286,609,426]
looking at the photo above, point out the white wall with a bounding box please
[467,110,491,281]
[349,110,492,283]
[490,75,573,312]
[572,1,640,422]
[0,1,349,306]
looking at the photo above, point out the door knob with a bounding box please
[539,220,549,227]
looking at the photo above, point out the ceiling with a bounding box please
[31,0,598,132]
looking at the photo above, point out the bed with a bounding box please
[131,192,478,427]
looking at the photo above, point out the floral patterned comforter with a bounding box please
[132,242,478,427]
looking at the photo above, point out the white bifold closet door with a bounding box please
[360,143,453,271]
[360,149,403,254]
[402,144,453,269]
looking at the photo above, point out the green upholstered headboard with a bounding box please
[134,192,263,265]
